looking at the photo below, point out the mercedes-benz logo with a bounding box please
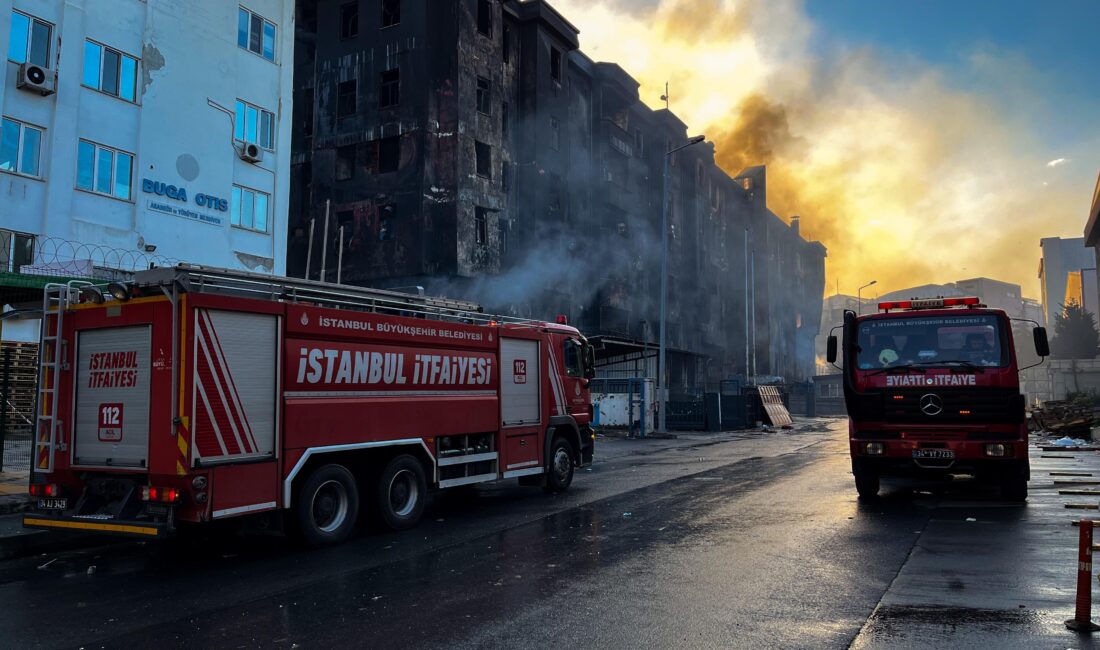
[920,393,943,416]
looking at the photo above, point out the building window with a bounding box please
[634,128,644,156]
[477,0,492,37]
[82,41,138,102]
[380,68,400,108]
[550,117,560,150]
[550,47,562,82]
[337,79,357,118]
[475,207,489,245]
[476,77,491,115]
[335,144,355,181]
[0,229,35,274]
[475,141,491,178]
[340,2,358,39]
[234,99,276,150]
[381,0,400,28]
[502,102,509,136]
[238,6,277,61]
[0,117,43,178]
[378,136,400,173]
[379,204,396,241]
[8,11,52,67]
[502,25,511,63]
[231,185,271,233]
[501,161,510,191]
[76,140,133,200]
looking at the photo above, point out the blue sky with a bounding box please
[805,0,1100,139]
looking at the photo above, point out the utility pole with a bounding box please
[658,135,706,433]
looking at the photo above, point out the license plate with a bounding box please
[37,497,68,511]
[913,449,955,460]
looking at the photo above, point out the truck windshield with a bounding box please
[856,314,1006,369]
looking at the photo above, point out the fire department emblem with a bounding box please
[300,312,309,326]
[574,382,581,396]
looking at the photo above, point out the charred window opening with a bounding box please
[502,101,510,136]
[337,79,357,118]
[475,207,489,245]
[550,116,560,150]
[476,77,491,115]
[335,144,356,181]
[502,25,511,63]
[477,0,492,37]
[380,67,400,108]
[378,135,400,173]
[301,88,315,138]
[379,203,396,241]
[336,209,354,228]
[500,226,508,254]
[634,128,643,156]
[550,48,562,82]
[381,0,400,28]
[340,3,358,39]
[475,141,492,178]
[501,161,510,191]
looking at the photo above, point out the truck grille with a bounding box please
[881,388,1022,424]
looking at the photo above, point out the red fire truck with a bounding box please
[826,297,1049,501]
[23,265,596,546]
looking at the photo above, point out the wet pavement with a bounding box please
[0,421,1097,648]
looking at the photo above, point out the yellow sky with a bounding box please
[551,0,1096,299]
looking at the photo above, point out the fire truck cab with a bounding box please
[24,265,596,547]
[827,296,1049,501]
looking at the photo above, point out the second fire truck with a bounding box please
[24,265,596,546]
[827,296,1048,501]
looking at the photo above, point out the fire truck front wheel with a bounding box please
[376,455,427,531]
[545,436,576,493]
[295,464,360,547]
[853,463,880,500]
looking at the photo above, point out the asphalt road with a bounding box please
[0,421,1091,649]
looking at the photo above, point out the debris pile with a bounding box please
[1030,401,1098,439]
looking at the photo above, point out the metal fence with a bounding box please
[0,343,37,472]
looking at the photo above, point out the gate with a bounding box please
[0,342,37,472]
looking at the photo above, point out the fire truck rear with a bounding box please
[23,265,596,546]
[826,296,1049,501]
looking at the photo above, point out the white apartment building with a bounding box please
[0,0,295,277]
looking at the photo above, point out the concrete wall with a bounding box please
[0,0,294,273]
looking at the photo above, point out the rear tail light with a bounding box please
[142,486,182,504]
[29,483,60,497]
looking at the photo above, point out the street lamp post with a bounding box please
[658,135,706,433]
[858,280,878,315]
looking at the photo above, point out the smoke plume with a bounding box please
[552,0,1099,298]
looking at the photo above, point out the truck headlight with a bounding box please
[984,443,1006,457]
[865,442,885,455]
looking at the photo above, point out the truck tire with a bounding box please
[854,468,880,500]
[544,436,575,493]
[1001,475,1028,502]
[376,454,427,531]
[295,464,359,547]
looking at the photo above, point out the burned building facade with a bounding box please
[288,0,827,385]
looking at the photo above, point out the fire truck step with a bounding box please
[437,452,499,467]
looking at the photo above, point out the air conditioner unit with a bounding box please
[16,63,56,96]
[239,142,264,163]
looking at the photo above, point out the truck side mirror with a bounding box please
[583,344,597,379]
[826,335,838,364]
[1034,327,1050,358]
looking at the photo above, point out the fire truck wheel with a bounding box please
[1001,475,1028,502]
[377,455,427,531]
[854,469,879,500]
[296,464,360,547]
[545,437,575,493]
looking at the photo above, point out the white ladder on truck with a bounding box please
[131,263,546,328]
[33,281,91,474]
